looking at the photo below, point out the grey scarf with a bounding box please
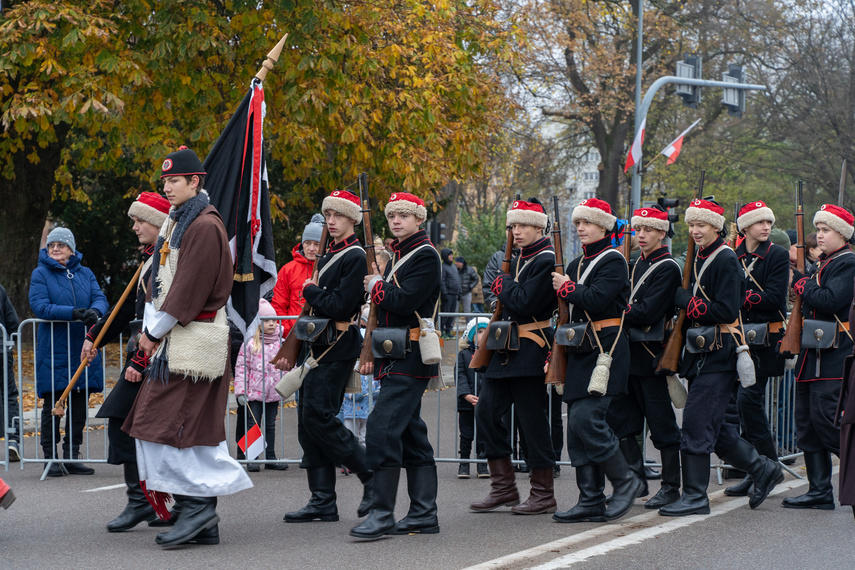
[151,190,211,299]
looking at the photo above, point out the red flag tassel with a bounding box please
[140,480,173,521]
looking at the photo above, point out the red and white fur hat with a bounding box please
[128,192,170,228]
[631,207,669,232]
[571,198,616,231]
[737,201,775,232]
[507,199,548,229]
[322,189,362,223]
[684,198,725,231]
[385,192,428,221]
[814,204,855,240]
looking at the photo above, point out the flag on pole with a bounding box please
[624,118,646,173]
[660,119,702,165]
[203,78,277,340]
[237,423,266,461]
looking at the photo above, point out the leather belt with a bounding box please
[334,321,351,332]
[768,321,784,334]
[518,320,552,349]
[408,327,444,346]
[718,320,745,343]
[592,318,622,332]
[839,321,851,332]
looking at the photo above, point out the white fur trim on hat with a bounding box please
[737,202,775,232]
[385,197,427,220]
[322,195,362,223]
[631,214,669,232]
[571,204,617,231]
[506,209,548,229]
[814,209,855,240]
[128,201,168,229]
[684,205,725,231]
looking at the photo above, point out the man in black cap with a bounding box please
[124,146,252,548]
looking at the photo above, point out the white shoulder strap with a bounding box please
[579,248,625,285]
[386,243,438,282]
[692,243,731,296]
[514,249,555,282]
[629,257,680,304]
[318,244,363,281]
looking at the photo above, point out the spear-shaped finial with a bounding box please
[255,34,289,81]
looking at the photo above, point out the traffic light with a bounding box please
[658,197,680,224]
[721,63,745,117]
[428,220,447,244]
[675,54,702,108]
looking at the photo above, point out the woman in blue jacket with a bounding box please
[29,227,108,477]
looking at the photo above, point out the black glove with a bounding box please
[674,287,693,311]
[72,308,99,326]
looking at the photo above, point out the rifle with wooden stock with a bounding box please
[469,197,518,370]
[357,172,378,370]
[656,170,705,375]
[271,223,330,369]
[779,181,804,357]
[545,196,568,384]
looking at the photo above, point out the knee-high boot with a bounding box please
[391,465,440,534]
[511,467,557,515]
[350,468,401,540]
[722,438,783,509]
[469,457,520,512]
[725,434,778,497]
[782,450,835,510]
[659,453,711,516]
[155,495,219,547]
[606,438,649,503]
[284,465,339,522]
[600,449,643,521]
[107,461,157,532]
[645,447,681,509]
[553,464,606,523]
[343,449,373,518]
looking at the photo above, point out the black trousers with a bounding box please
[297,358,364,469]
[107,418,136,465]
[794,379,841,455]
[550,386,564,462]
[566,396,618,466]
[736,375,774,445]
[1,355,20,444]
[607,374,682,450]
[475,375,555,469]
[458,409,485,459]
[440,295,458,334]
[40,389,87,456]
[236,400,280,460]
[682,371,741,456]
[365,373,434,470]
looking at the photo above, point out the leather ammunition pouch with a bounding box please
[628,320,665,343]
[685,325,722,354]
[742,323,769,348]
[371,327,410,359]
[555,322,595,352]
[486,321,520,352]
[801,319,839,350]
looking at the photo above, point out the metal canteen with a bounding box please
[383,339,393,353]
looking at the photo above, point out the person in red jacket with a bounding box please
[272,214,324,336]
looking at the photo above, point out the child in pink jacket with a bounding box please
[234,299,288,472]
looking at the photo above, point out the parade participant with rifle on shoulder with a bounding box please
[274,188,372,524]
[350,191,442,540]
[604,205,683,511]
[784,202,855,511]
[660,197,783,517]
[468,198,558,517]
[550,198,638,523]
[724,200,789,498]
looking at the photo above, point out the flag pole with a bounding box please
[643,152,664,171]
[255,34,289,81]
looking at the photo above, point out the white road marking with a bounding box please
[82,484,126,493]
[466,469,822,570]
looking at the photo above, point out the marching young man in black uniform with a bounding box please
[551,198,639,523]
[785,204,855,510]
[469,198,557,516]
[82,193,174,532]
[660,199,782,517]
[351,192,442,540]
[279,189,372,524]
[605,206,683,510]
[725,201,789,497]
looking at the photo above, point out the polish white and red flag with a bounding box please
[623,118,646,173]
[237,424,265,461]
[661,118,702,165]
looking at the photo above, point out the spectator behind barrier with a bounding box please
[28,226,108,477]
[271,214,324,338]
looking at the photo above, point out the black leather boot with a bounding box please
[390,466,440,534]
[350,468,400,540]
[782,450,835,510]
[601,449,643,521]
[606,438,649,504]
[155,495,219,547]
[107,462,157,532]
[284,465,339,522]
[357,471,374,518]
[43,446,66,478]
[149,501,180,528]
[553,464,606,523]
[645,447,681,509]
[63,446,94,475]
[659,453,711,516]
[725,434,777,496]
[722,438,783,509]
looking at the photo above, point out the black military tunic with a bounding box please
[792,245,855,454]
[365,229,441,469]
[297,233,367,469]
[476,236,557,469]
[92,245,154,464]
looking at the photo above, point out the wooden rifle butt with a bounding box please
[358,303,379,368]
[779,299,802,357]
[469,302,502,369]
[656,311,686,375]
[271,305,311,367]
[545,344,566,384]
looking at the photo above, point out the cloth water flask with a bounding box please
[418,317,443,365]
[735,345,756,388]
[587,352,612,396]
[666,375,688,408]
[274,357,317,401]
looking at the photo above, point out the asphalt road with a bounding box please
[2,384,854,569]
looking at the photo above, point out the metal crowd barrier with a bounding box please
[2,323,11,470]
